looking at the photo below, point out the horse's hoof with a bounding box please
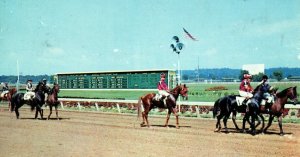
[214,127,221,132]
[280,133,284,136]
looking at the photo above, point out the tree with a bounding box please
[273,70,283,81]
[239,70,249,81]
[182,74,189,80]
[251,73,264,82]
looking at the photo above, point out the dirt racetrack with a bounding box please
[0,107,299,157]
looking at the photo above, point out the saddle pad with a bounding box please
[236,96,245,106]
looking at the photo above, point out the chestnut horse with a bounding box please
[137,84,188,129]
[263,86,298,136]
[46,83,60,120]
[0,88,17,111]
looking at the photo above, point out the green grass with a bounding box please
[58,82,299,102]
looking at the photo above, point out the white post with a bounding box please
[16,60,20,92]
[116,103,121,113]
[95,103,99,111]
[177,53,181,102]
[195,106,200,118]
[60,102,64,110]
[177,53,181,84]
[77,102,81,110]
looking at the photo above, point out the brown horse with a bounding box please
[137,84,188,129]
[46,84,60,120]
[0,88,17,111]
[262,86,298,136]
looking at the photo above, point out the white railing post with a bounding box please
[60,102,64,110]
[116,103,121,113]
[95,103,99,111]
[195,106,200,118]
[77,102,81,110]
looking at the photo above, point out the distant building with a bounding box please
[287,76,300,81]
[242,64,265,75]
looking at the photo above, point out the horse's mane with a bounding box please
[169,85,182,93]
[276,87,293,98]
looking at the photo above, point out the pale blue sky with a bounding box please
[1,0,300,75]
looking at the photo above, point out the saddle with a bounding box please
[24,92,36,101]
[153,94,167,107]
[236,96,274,106]
[0,91,9,99]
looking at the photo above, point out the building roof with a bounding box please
[56,69,176,75]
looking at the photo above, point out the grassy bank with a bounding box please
[58,82,299,101]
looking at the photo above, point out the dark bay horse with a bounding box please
[137,84,188,129]
[46,83,60,120]
[213,89,266,133]
[241,90,264,135]
[263,86,298,136]
[10,82,49,119]
[0,88,17,111]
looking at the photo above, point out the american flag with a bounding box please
[183,28,197,41]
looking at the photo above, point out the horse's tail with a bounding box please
[213,98,221,118]
[137,97,143,120]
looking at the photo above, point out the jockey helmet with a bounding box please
[42,78,47,82]
[262,75,268,80]
[27,79,32,82]
[160,73,166,78]
[243,74,252,79]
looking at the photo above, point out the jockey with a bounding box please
[1,82,9,98]
[156,73,170,104]
[24,79,35,101]
[257,75,274,112]
[239,74,253,106]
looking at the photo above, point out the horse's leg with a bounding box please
[144,111,150,127]
[214,115,223,132]
[48,105,52,120]
[223,115,229,133]
[255,114,265,133]
[35,107,38,119]
[55,105,59,120]
[278,116,284,136]
[258,114,265,133]
[242,113,249,133]
[232,111,240,130]
[263,115,274,134]
[164,110,172,127]
[250,114,256,135]
[255,114,261,129]
[15,108,20,119]
[171,108,179,129]
[140,111,146,126]
[8,101,11,112]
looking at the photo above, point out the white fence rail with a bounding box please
[58,98,300,111]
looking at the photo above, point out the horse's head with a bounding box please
[289,86,298,105]
[53,84,60,94]
[179,84,188,100]
[9,88,17,95]
[280,86,298,105]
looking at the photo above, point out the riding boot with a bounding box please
[160,95,166,103]
[265,103,270,113]
[242,98,248,112]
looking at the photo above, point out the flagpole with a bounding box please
[177,53,180,84]
[16,60,20,92]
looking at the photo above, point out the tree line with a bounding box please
[0,75,53,84]
[182,67,300,81]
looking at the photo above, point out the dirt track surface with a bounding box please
[0,108,299,157]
